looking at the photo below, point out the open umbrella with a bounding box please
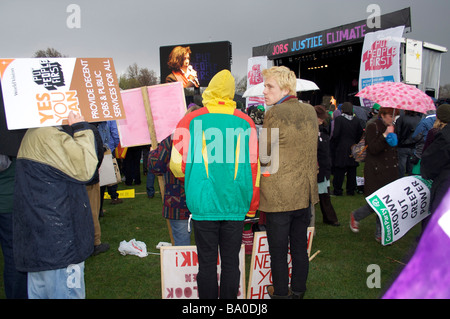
[243,79,319,98]
[356,82,435,114]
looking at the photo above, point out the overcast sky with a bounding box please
[1,0,449,85]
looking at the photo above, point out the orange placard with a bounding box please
[0,57,125,130]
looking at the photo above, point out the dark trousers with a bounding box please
[319,191,339,224]
[332,166,357,195]
[193,220,244,299]
[0,213,28,299]
[265,207,311,296]
[123,146,142,185]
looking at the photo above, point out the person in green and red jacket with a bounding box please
[170,70,260,299]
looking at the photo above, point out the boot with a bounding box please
[266,285,291,299]
[290,289,305,299]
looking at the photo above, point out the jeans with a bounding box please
[0,213,28,299]
[169,219,192,246]
[397,147,414,177]
[193,220,244,299]
[146,171,155,197]
[27,262,86,299]
[353,203,381,238]
[265,207,311,296]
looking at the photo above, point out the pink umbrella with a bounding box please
[356,82,435,114]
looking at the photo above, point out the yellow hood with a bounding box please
[202,70,236,109]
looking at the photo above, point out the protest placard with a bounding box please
[0,57,125,129]
[358,26,404,107]
[116,87,151,147]
[116,82,186,147]
[366,176,432,246]
[247,228,314,299]
[117,82,186,245]
[160,245,246,299]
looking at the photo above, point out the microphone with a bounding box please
[187,65,200,87]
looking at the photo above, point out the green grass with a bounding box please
[0,164,421,299]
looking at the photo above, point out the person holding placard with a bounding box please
[350,107,400,242]
[170,70,260,299]
[259,66,318,299]
[13,111,98,299]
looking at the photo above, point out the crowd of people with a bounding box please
[1,60,449,299]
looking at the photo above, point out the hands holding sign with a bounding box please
[68,111,85,125]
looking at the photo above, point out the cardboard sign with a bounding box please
[0,58,125,129]
[247,228,314,299]
[117,82,186,147]
[366,176,432,246]
[160,245,246,299]
[116,88,151,147]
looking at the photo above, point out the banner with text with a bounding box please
[160,245,246,299]
[247,228,314,299]
[358,26,405,107]
[252,8,411,59]
[246,56,269,108]
[0,58,125,130]
[366,176,432,246]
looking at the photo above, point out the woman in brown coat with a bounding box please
[350,107,400,242]
[259,66,318,298]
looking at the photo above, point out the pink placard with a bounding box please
[117,87,151,147]
[147,82,187,143]
[117,82,186,147]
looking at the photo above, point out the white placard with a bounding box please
[160,245,246,299]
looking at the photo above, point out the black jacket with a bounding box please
[421,124,450,212]
[317,125,332,183]
[331,114,364,168]
[395,112,422,148]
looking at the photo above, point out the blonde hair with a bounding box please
[262,66,296,95]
